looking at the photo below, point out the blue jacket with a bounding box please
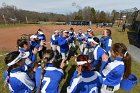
[68,32,76,43]
[4,68,35,93]
[100,36,112,52]
[30,41,41,51]
[92,45,105,66]
[86,36,94,48]
[38,34,46,42]
[77,33,84,44]
[35,64,64,93]
[58,36,69,53]
[50,34,59,45]
[101,57,125,86]
[67,70,103,93]
[92,45,109,73]
[84,33,89,40]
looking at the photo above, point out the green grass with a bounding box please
[0,51,9,93]
[0,25,140,93]
[0,24,28,28]
[111,25,129,46]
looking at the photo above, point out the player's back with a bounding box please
[35,64,64,93]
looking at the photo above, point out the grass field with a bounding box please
[0,25,140,93]
[0,24,28,28]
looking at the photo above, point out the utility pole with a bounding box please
[26,16,28,24]
[2,14,7,25]
[2,2,7,25]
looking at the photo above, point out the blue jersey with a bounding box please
[87,36,94,48]
[84,33,89,40]
[50,34,59,45]
[38,34,46,42]
[92,45,105,66]
[35,64,64,93]
[68,32,76,43]
[19,48,37,67]
[58,36,69,53]
[92,45,108,73]
[30,41,41,51]
[4,68,35,93]
[67,71,103,93]
[100,36,112,52]
[101,57,124,86]
[77,33,84,44]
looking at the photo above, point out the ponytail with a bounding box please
[38,49,54,93]
[112,43,132,79]
[4,66,12,88]
[4,51,20,88]
[7,67,12,82]
[123,52,131,79]
[38,61,46,93]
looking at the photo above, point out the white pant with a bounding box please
[83,47,94,61]
[51,44,60,53]
[83,48,88,55]
[69,41,76,49]
[83,47,94,55]
[101,84,120,93]
[57,46,60,53]
[51,45,57,51]
[79,43,84,54]
[51,45,60,62]
[61,52,69,59]
[88,48,94,61]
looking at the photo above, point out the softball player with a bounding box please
[30,34,40,51]
[67,55,103,93]
[83,28,94,55]
[101,43,131,93]
[35,49,64,93]
[57,29,64,54]
[58,30,70,64]
[4,51,35,93]
[77,29,85,54]
[37,29,46,42]
[37,29,47,60]
[17,39,38,67]
[68,28,76,50]
[50,30,60,60]
[88,37,108,72]
[100,29,112,57]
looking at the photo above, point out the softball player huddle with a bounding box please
[3,27,133,93]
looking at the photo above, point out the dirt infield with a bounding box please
[0,24,109,51]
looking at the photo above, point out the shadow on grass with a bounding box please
[127,31,140,48]
[67,45,79,61]
[60,65,76,93]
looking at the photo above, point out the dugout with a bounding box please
[132,10,140,37]
[135,11,140,37]
[69,20,92,26]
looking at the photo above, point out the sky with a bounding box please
[0,0,140,14]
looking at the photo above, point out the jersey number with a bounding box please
[89,87,98,93]
[41,77,50,93]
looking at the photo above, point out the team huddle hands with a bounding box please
[4,27,132,93]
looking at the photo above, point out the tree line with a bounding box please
[0,4,124,24]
